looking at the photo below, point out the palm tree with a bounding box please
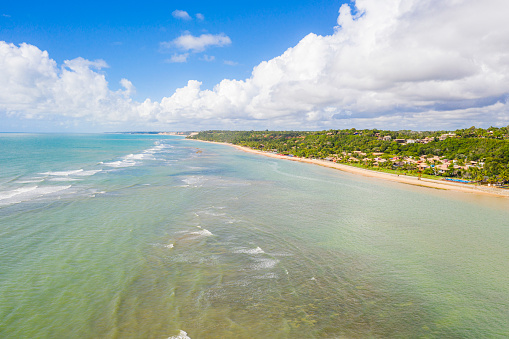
[499,169,509,186]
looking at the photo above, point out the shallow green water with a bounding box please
[0,134,508,338]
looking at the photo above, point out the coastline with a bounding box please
[190,139,509,198]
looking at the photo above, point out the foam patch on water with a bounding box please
[104,159,137,168]
[104,143,175,167]
[0,185,71,206]
[189,229,213,237]
[168,330,191,339]
[234,247,265,254]
[17,179,45,184]
[250,258,279,270]
[87,189,107,198]
[73,170,102,176]
[125,153,156,161]
[165,243,174,249]
[41,169,85,176]
[0,186,38,201]
[203,211,226,217]
[40,169,102,177]
[48,177,81,182]
[146,143,174,154]
[253,273,278,279]
[181,176,205,186]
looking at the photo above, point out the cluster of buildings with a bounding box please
[375,133,457,144]
[326,152,483,174]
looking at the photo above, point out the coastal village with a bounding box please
[189,127,509,186]
[324,133,480,178]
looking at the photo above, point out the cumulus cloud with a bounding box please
[2,0,509,131]
[166,53,189,63]
[167,33,232,52]
[0,42,137,122]
[119,78,135,96]
[196,13,205,21]
[172,10,191,21]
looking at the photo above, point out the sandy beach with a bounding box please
[192,140,509,198]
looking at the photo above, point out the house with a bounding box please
[383,135,392,141]
[437,164,450,172]
[420,137,435,143]
[439,133,457,141]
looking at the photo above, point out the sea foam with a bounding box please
[17,179,45,184]
[40,169,102,177]
[189,229,213,237]
[48,177,81,182]
[104,149,159,168]
[41,169,84,176]
[0,186,38,201]
[0,185,71,206]
[104,160,137,168]
[168,330,191,339]
[181,176,205,186]
[234,247,265,254]
[250,258,279,270]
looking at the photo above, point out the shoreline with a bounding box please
[190,139,509,198]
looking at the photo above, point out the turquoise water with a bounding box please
[1,134,508,338]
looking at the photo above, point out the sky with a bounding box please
[1,0,509,132]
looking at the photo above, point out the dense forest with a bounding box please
[188,127,509,185]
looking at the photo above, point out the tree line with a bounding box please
[188,127,509,185]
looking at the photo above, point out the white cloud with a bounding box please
[196,13,205,21]
[0,42,137,123]
[202,55,215,62]
[172,10,191,21]
[119,78,135,96]
[223,60,238,66]
[2,0,509,131]
[169,33,232,52]
[166,53,189,63]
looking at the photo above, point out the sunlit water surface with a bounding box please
[0,134,508,338]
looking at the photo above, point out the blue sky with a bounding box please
[1,0,509,132]
[1,0,342,101]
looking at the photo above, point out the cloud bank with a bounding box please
[2,0,509,131]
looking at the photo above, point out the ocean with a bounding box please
[0,133,508,338]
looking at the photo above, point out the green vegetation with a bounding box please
[188,127,509,186]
